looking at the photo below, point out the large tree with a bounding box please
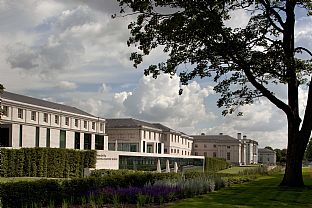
[116,0,312,186]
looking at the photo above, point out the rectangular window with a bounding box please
[31,111,36,121]
[204,144,207,148]
[18,108,23,119]
[213,144,217,148]
[43,113,48,123]
[213,152,216,157]
[35,127,40,147]
[143,141,146,153]
[2,106,8,117]
[108,143,115,151]
[75,119,78,127]
[74,132,80,149]
[84,133,91,150]
[171,149,173,153]
[95,135,104,150]
[194,144,198,148]
[46,128,50,148]
[55,115,59,124]
[195,152,198,156]
[147,144,153,153]
[60,130,66,148]
[130,144,138,152]
[84,121,87,129]
[92,122,95,130]
[65,117,69,126]
[100,123,104,131]
[19,125,23,147]
[227,152,231,160]
[227,146,231,149]
[188,142,190,148]
[164,148,168,153]
[158,143,161,154]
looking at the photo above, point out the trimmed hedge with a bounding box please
[0,148,96,178]
[0,171,181,207]
[205,157,230,172]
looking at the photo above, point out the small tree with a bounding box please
[116,0,312,187]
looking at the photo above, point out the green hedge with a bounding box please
[0,148,96,178]
[205,157,230,172]
[0,171,180,207]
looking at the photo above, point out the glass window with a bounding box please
[227,146,231,149]
[18,108,23,119]
[46,128,50,148]
[19,125,23,147]
[31,111,36,121]
[204,144,207,148]
[95,135,104,150]
[194,144,198,148]
[164,148,168,153]
[55,115,59,124]
[147,144,153,153]
[35,127,40,147]
[75,119,78,127]
[108,143,115,151]
[213,144,217,148]
[2,106,8,117]
[84,133,91,150]
[60,130,66,148]
[158,143,161,154]
[213,152,216,157]
[143,141,146,153]
[130,144,138,152]
[100,123,104,131]
[84,121,87,129]
[92,122,95,130]
[75,132,80,149]
[43,113,48,123]
[227,152,231,160]
[195,152,198,156]
[65,117,69,126]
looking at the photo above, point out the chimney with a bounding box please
[243,135,247,140]
[219,133,223,135]
[237,133,242,140]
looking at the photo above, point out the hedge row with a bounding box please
[0,171,180,207]
[205,157,230,172]
[0,148,96,178]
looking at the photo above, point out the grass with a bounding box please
[0,177,63,183]
[169,167,312,208]
[218,165,261,175]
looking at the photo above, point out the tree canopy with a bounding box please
[117,0,312,187]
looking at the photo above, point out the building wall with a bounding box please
[259,151,276,165]
[163,133,193,156]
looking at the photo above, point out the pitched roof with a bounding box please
[191,134,240,143]
[106,118,161,130]
[1,91,94,117]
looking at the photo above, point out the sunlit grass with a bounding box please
[169,168,312,208]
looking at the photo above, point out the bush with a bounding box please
[0,148,96,178]
[205,157,230,172]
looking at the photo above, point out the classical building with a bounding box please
[191,133,258,165]
[106,118,193,156]
[0,91,108,150]
[258,148,276,165]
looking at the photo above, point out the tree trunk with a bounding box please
[280,119,307,187]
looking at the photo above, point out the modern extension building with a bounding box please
[258,148,277,165]
[0,91,107,150]
[191,133,258,165]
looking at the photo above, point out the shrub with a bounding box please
[205,157,230,172]
[0,148,96,178]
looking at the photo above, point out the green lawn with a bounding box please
[218,165,260,174]
[169,168,312,208]
[0,177,63,183]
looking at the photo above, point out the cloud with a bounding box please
[56,81,78,90]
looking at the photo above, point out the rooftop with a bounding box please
[191,134,240,143]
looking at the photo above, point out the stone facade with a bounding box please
[258,148,276,165]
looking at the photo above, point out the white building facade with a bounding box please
[258,148,277,165]
[0,91,108,150]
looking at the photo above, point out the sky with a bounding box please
[0,0,311,149]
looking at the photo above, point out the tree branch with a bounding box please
[295,47,312,57]
[243,67,292,116]
[259,0,285,32]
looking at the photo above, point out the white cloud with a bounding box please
[56,81,78,90]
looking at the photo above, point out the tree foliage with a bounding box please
[116,0,312,186]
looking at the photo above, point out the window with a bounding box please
[177,149,179,154]
[213,152,216,157]
[143,141,146,152]
[75,132,80,149]
[43,113,48,123]
[35,127,40,147]
[194,144,198,148]
[195,152,198,156]
[204,152,207,156]
[213,144,217,148]
[174,149,176,153]
[92,122,95,130]
[147,144,153,153]
[227,152,231,160]
[108,143,115,151]
[204,144,207,148]
[18,108,23,119]
[130,144,138,152]
[75,119,78,127]
[60,130,66,148]
[46,128,50,148]
[100,123,104,131]
[65,117,69,126]
[95,135,104,150]
[2,106,8,117]
[188,142,190,148]
[171,149,173,153]
[158,143,161,154]
[84,133,91,150]
[164,148,168,153]
[31,111,36,121]
[227,146,231,149]
[19,125,23,147]
[55,115,59,124]
[84,121,87,129]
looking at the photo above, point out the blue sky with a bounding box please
[0,0,311,149]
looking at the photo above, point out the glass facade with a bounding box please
[84,133,91,150]
[119,156,204,171]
